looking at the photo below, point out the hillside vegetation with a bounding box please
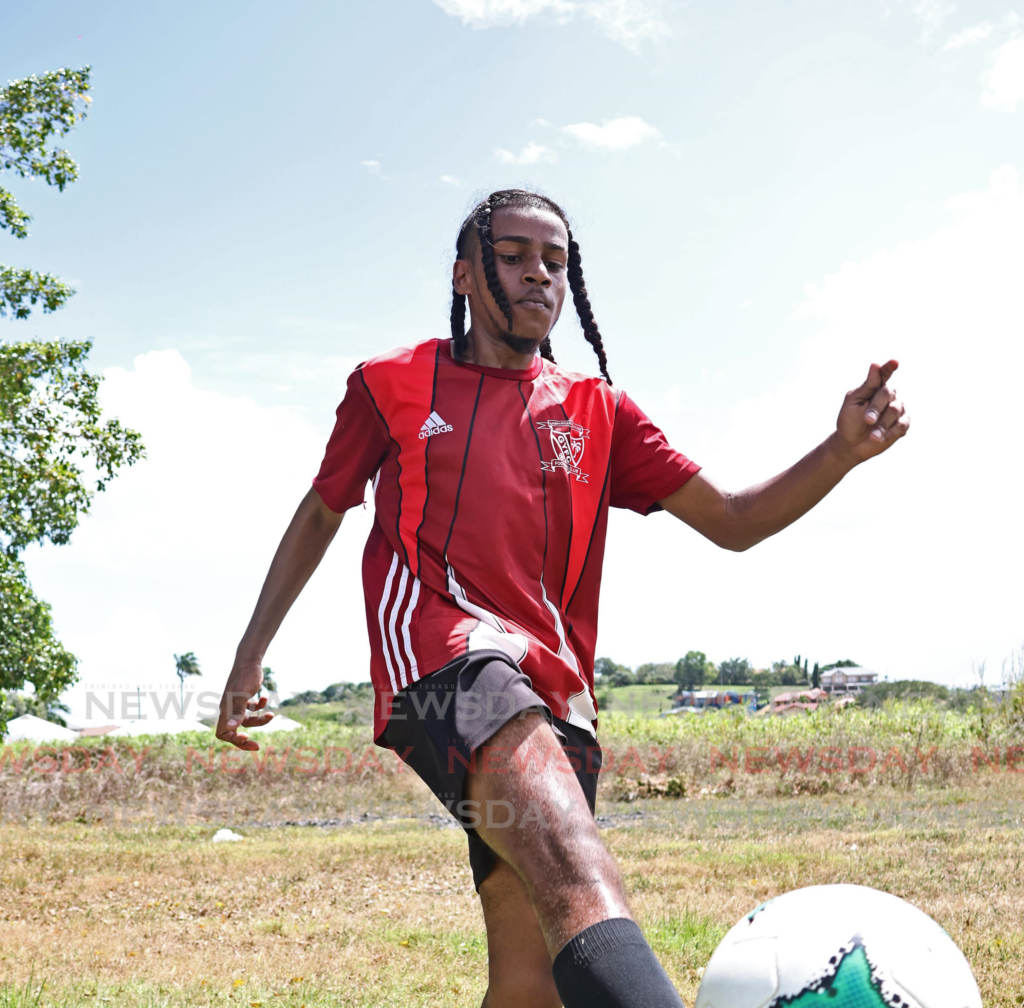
[3,689,1023,825]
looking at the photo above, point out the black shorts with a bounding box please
[381,649,603,890]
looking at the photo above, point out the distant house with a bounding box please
[78,725,119,737]
[769,688,828,715]
[820,667,878,695]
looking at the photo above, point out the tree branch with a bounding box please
[0,265,75,318]
[0,187,30,238]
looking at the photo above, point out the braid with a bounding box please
[476,199,515,332]
[450,286,468,359]
[566,230,611,385]
[452,189,610,382]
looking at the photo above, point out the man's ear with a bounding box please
[453,258,473,296]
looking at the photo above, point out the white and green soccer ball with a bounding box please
[695,885,981,1008]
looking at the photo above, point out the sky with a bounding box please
[3,0,1024,723]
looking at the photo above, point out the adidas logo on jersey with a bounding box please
[419,411,454,439]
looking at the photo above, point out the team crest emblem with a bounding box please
[537,420,589,482]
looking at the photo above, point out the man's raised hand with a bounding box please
[216,660,275,751]
[835,360,910,464]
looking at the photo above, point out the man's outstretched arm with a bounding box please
[661,360,909,552]
[216,487,344,750]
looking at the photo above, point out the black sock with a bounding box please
[551,917,686,1008]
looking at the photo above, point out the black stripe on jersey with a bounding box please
[565,389,621,618]
[414,342,443,578]
[441,373,486,575]
[359,370,411,570]
[518,383,550,572]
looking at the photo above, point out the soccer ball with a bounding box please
[695,884,981,1008]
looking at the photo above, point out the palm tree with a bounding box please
[174,652,202,712]
[260,667,277,700]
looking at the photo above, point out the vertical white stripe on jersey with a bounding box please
[402,577,421,682]
[448,560,529,664]
[388,565,410,688]
[377,552,400,693]
[539,577,581,675]
[446,561,504,632]
[540,577,598,731]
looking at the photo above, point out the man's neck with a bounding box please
[460,326,539,370]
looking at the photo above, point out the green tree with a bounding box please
[260,667,277,696]
[174,652,202,710]
[718,657,752,686]
[1,340,144,552]
[771,656,810,686]
[856,680,949,708]
[0,555,76,723]
[2,68,91,313]
[594,656,634,687]
[811,661,821,689]
[674,650,707,690]
[0,67,144,734]
[2,687,70,726]
[281,690,326,706]
[634,662,675,685]
[750,667,780,690]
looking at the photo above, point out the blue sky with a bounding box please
[4,0,1024,719]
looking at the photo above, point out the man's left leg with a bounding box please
[465,713,685,1008]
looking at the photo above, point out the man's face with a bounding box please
[454,206,570,353]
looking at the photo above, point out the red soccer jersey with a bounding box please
[312,338,700,743]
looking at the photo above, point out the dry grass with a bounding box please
[2,789,1023,1008]
[3,704,1023,1005]
[4,696,1024,828]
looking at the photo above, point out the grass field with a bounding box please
[2,700,1023,1007]
[2,802,1023,1008]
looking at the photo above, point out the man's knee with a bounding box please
[510,812,617,891]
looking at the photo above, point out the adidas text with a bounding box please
[419,411,454,439]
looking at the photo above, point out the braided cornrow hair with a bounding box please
[476,198,515,334]
[450,189,611,382]
[564,231,610,384]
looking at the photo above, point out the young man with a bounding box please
[217,189,909,1008]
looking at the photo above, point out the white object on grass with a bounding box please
[3,714,79,743]
[695,884,981,1008]
[212,829,245,842]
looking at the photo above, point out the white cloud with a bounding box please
[30,166,1024,715]
[908,0,956,42]
[982,36,1024,110]
[359,159,383,177]
[598,166,1024,685]
[433,0,668,50]
[439,174,464,186]
[494,141,558,165]
[29,350,373,722]
[941,21,994,51]
[583,0,669,48]
[433,0,573,25]
[561,114,661,150]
